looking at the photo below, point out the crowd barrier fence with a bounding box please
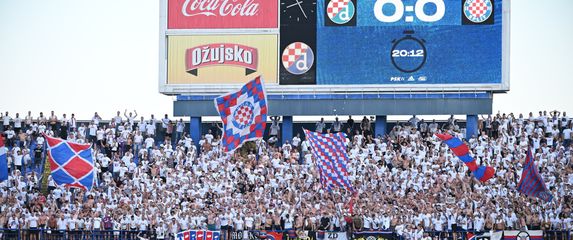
[0,228,570,240]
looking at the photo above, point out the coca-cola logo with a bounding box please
[185,43,259,76]
[181,0,260,17]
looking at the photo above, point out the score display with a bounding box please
[374,0,446,23]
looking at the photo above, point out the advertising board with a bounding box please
[167,0,279,29]
[167,35,278,85]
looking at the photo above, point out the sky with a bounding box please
[0,0,572,121]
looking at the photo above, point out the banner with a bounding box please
[167,35,278,84]
[468,231,503,240]
[352,231,396,240]
[231,231,284,240]
[167,0,278,29]
[502,230,543,240]
[231,231,247,240]
[293,230,317,240]
[177,230,220,240]
[317,231,347,240]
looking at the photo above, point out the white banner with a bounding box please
[503,230,543,239]
[318,232,347,240]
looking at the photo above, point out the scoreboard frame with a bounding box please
[158,0,510,95]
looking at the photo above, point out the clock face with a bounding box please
[281,0,317,25]
[391,33,427,73]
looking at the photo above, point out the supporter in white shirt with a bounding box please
[13,113,22,131]
[205,130,214,144]
[145,137,155,149]
[3,112,12,128]
[57,217,68,231]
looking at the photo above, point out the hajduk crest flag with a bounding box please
[214,76,268,153]
[303,129,354,193]
[45,134,95,190]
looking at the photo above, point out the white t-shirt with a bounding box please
[93,217,102,229]
[58,218,68,230]
[147,124,156,135]
[14,154,23,166]
[177,122,185,133]
[245,217,254,229]
[96,129,105,141]
[27,216,38,228]
[145,138,155,149]
[205,134,214,143]
[3,116,11,126]
[234,219,244,230]
[68,218,76,230]
[292,137,301,147]
[14,117,22,128]
[563,129,572,140]
[134,135,143,144]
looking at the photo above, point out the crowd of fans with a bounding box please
[0,110,572,240]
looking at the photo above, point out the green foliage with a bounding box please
[238,141,256,158]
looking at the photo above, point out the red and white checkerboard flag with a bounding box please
[214,76,268,153]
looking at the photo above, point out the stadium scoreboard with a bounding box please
[159,0,510,95]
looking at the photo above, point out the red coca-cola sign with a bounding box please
[168,0,278,29]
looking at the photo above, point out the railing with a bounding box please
[544,230,572,240]
[0,228,570,240]
[0,229,152,240]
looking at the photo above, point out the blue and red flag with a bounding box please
[45,134,94,191]
[214,76,267,152]
[0,135,8,182]
[517,147,553,202]
[436,133,495,182]
[303,129,354,193]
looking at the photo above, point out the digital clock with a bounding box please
[390,30,427,73]
[374,0,446,23]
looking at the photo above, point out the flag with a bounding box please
[265,231,283,240]
[0,135,8,182]
[303,129,354,192]
[45,134,94,191]
[517,147,553,202]
[436,133,495,182]
[214,76,268,152]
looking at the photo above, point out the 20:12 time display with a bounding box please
[391,49,424,57]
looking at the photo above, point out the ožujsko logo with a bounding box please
[181,0,260,17]
[281,42,314,75]
[463,0,493,23]
[185,43,258,76]
[326,0,355,24]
